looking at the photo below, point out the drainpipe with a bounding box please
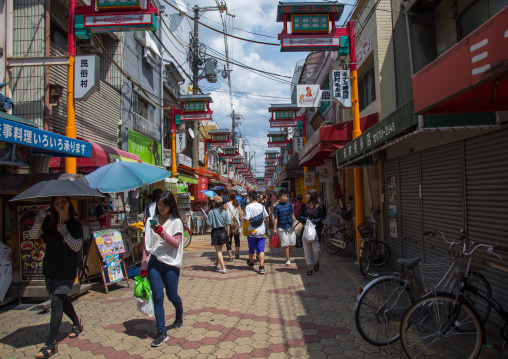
[5,0,13,99]
[44,0,50,131]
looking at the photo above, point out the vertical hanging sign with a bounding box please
[75,55,100,101]
[176,133,187,153]
[331,70,351,108]
[294,137,304,153]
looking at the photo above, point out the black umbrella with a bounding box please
[9,179,104,203]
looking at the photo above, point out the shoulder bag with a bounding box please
[292,219,304,236]
[227,205,240,235]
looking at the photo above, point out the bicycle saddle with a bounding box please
[397,257,421,269]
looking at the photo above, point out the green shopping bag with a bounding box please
[133,276,151,300]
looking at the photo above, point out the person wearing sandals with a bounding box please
[299,189,327,275]
[29,196,84,358]
[226,192,242,261]
[141,191,185,347]
[206,196,231,273]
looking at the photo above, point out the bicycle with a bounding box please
[322,205,357,254]
[399,234,508,359]
[183,224,192,248]
[354,230,492,348]
[358,209,391,276]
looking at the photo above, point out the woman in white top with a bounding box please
[226,191,243,261]
[141,191,184,347]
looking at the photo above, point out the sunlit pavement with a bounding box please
[0,233,504,358]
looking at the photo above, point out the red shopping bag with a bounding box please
[270,233,280,248]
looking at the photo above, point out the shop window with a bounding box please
[359,66,376,111]
[50,21,68,52]
[133,93,155,124]
[459,0,508,38]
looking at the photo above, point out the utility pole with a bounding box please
[191,5,200,169]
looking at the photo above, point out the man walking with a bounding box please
[244,191,269,274]
[273,190,296,265]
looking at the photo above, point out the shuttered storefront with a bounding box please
[420,143,464,261]
[383,159,401,261]
[465,128,508,323]
[399,154,422,260]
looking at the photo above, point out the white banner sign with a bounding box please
[177,153,192,167]
[318,162,333,183]
[356,36,372,67]
[304,172,315,186]
[75,55,100,101]
[331,70,352,108]
[294,137,304,153]
[284,153,290,164]
[297,85,321,107]
[176,133,187,153]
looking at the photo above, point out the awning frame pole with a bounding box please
[171,107,177,177]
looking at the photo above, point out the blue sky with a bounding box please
[165,0,355,176]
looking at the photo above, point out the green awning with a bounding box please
[0,112,38,128]
[178,174,198,184]
[336,99,418,166]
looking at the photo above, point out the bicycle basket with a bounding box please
[419,257,463,294]
[357,222,373,238]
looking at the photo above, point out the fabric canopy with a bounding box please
[49,139,141,172]
[299,113,378,167]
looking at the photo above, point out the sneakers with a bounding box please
[259,266,265,274]
[247,259,254,268]
[285,260,291,266]
[151,331,168,347]
[217,267,226,274]
[173,316,184,328]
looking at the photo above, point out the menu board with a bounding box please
[18,206,49,281]
[93,230,126,259]
[103,254,125,284]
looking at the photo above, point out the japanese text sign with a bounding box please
[331,70,352,108]
[176,132,187,153]
[294,137,304,153]
[0,117,91,157]
[75,55,100,101]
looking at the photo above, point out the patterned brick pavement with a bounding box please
[0,234,504,358]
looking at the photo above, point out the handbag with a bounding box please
[218,227,229,244]
[303,219,318,242]
[292,219,304,236]
[242,220,249,236]
[295,234,303,248]
[270,233,280,248]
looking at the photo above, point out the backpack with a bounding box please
[227,205,240,235]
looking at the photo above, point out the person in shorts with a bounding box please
[273,189,296,265]
[244,191,269,274]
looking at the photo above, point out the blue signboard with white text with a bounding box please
[0,117,91,158]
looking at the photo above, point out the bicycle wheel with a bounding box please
[355,276,415,346]
[359,238,372,276]
[400,292,483,359]
[323,226,341,254]
[368,240,391,267]
[466,272,492,323]
[183,227,192,248]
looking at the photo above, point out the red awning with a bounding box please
[49,139,141,172]
[412,7,508,115]
[299,113,378,167]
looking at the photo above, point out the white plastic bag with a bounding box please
[303,219,317,242]
[135,296,154,318]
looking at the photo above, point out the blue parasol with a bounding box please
[200,190,218,198]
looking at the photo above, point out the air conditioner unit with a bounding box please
[77,36,103,54]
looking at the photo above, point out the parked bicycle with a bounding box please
[354,230,492,348]
[322,205,356,254]
[358,209,391,276]
[399,233,508,359]
[183,224,192,248]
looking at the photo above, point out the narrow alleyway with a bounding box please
[0,235,504,358]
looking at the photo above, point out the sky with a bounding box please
[162,0,355,177]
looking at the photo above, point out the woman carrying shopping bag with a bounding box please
[29,197,84,358]
[206,196,231,273]
[299,189,327,275]
[226,192,242,260]
[141,191,184,347]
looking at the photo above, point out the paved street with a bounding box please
[0,234,505,358]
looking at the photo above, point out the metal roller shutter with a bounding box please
[421,143,464,261]
[384,158,401,261]
[465,128,508,323]
[399,153,422,261]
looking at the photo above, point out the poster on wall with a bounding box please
[128,129,161,166]
[304,172,315,186]
[318,162,333,183]
[387,176,398,238]
[18,205,49,281]
[93,230,126,259]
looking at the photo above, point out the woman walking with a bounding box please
[206,196,231,273]
[29,197,84,358]
[141,191,184,347]
[226,192,242,260]
[299,189,327,275]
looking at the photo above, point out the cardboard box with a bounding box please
[0,242,12,302]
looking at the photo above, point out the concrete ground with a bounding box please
[0,233,505,358]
